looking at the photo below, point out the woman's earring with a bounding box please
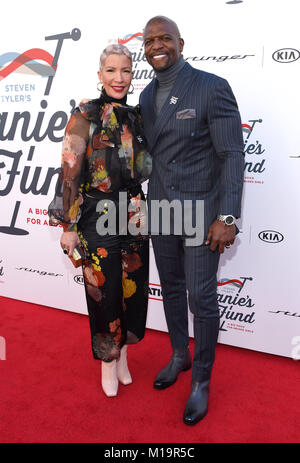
[97,82,103,92]
[128,84,134,95]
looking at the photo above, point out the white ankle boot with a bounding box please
[101,360,118,397]
[117,345,132,385]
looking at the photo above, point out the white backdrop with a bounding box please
[1,0,299,359]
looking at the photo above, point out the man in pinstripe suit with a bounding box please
[139,16,244,424]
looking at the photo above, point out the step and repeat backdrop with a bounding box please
[1,0,299,359]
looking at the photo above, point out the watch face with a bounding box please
[225,216,234,226]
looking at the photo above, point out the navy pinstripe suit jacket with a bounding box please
[139,62,245,238]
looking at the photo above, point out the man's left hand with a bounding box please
[205,220,236,253]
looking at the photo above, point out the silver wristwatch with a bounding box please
[217,214,236,226]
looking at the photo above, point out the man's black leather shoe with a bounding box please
[183,380,210,425]
[153,348,192,389]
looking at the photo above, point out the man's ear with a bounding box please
[179,38,184,53]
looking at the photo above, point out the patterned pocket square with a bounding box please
[176,109,196,119]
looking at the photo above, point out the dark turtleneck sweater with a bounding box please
[155,55,185,115]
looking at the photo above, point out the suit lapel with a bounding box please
[151,63,194,150]
[141,79,157,148]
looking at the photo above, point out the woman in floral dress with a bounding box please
[48,44,152,397]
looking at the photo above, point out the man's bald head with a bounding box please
[143,16,181,39]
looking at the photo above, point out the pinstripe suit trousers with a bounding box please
[151,234,220,349]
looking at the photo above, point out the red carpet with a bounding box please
[0,295,299,443]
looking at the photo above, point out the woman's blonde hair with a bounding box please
[99,44,132,69]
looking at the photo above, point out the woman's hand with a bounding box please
[60,231,80,257]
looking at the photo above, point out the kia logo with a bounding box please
[272,48,300,63]
[74,275,84,285]
[258,230,284,243]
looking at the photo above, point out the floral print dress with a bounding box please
[49,92,152,362]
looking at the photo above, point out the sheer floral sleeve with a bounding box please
[48,111,90,232]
